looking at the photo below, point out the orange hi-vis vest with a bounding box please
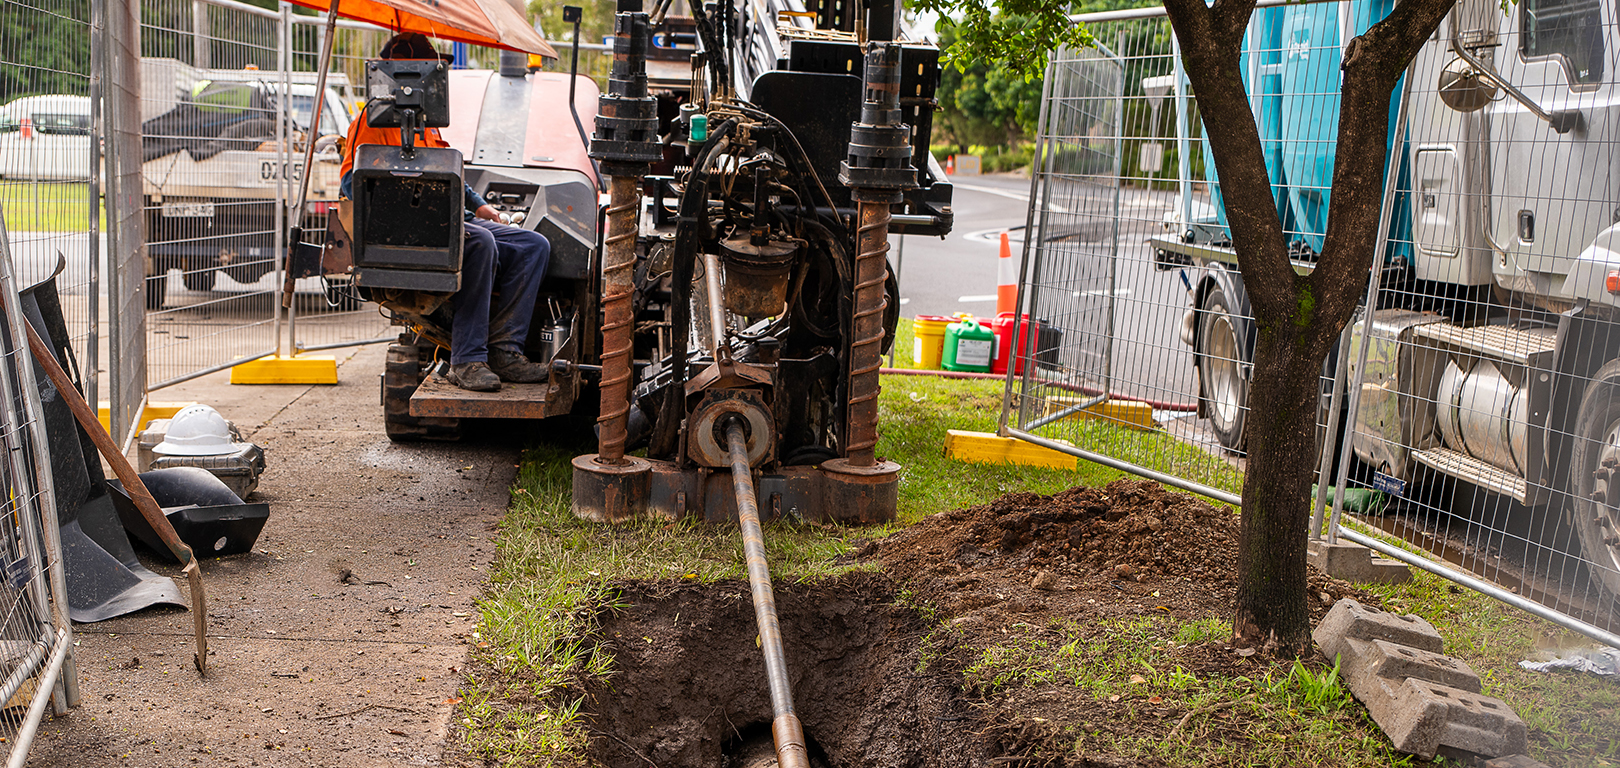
[339,118,451,182]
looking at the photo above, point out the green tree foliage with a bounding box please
[528,0,617,82]
[927,0,1158,145]
[934,23,1043,146]
[0,0,91,103]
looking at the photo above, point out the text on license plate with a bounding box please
[161,202,215,218]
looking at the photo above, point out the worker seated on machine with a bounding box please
[340,32,551,393]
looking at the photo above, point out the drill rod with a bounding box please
[845,199,890,466]
[724,418,810,768]
[595,174,641,464]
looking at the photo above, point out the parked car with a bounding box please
[0,94,93,181]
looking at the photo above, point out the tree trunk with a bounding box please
[1158,0,1459,654]
[1233,322,1335,652]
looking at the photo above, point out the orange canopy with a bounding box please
[286,0,559,59]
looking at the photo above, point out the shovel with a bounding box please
[18,316,210,675]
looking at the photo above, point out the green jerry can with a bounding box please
[941,316,994,373]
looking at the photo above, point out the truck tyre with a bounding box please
[1198,285,1247,453]
[383,339,462,442]
[181,262,214,293]
[145,272,168,310]
[1567,358,1620,599]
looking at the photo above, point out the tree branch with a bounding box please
[1163,0,1296,319]
[1307,0,1455,338]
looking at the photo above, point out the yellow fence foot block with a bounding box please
[943,429,1078,470]
[98,401,196,434]
[230,356,339,385]
[1041,396,1158,431]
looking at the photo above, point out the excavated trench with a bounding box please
[581,571,980,768]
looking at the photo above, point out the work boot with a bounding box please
[447,361,501,392]
[488,348,548,383]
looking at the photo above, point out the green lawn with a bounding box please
[0,181,102,232]
[458,354,1613,767]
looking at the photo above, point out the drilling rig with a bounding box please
[315,3,949,760]
[570,0,951,525]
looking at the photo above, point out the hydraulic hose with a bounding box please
[724,418,810,768]
[649,118,739,457]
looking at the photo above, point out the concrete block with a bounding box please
[1373,679,1528,759]
[1314,599,1443,658]
[1484,755,1553,768]
[1316,598,1527,760]
[1041,395,1158,431]
[1351,638,1480,693]
[1308,540,1411,584]
[942,430,1077,470]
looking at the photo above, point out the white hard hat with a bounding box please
[154,405,237,456]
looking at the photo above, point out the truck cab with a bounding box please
[140,58,351,308]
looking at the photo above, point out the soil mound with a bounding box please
[579,480,1377,767]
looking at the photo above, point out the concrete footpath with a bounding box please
[28,342,520,767]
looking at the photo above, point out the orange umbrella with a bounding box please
[285,0,559,58]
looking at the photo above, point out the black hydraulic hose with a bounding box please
[649,118,740,457]
[689,2,729,96]
[724,418,810,768]
[728,102,845,228]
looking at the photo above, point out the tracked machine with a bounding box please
[312,0,951,526]
[303,1,949,760]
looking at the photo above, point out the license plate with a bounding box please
[161,201,214,218]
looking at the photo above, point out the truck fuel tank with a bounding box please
[1437,358,1531,476]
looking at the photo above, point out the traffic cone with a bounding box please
[19,117,32,140]
[996,231,1017,315]
[946,155,955,175]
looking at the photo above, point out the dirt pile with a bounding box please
[578,480,1377,767]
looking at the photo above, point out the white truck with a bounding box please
[140,58,351,308]
[1151,0,1620,599]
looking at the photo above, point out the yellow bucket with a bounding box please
[911,315,953,369]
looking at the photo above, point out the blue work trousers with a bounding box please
[450,219,550,365]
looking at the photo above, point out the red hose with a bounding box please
[878,367,1198,412]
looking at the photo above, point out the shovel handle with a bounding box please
[21,320,195,566]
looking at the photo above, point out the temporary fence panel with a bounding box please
[0,0,99,427]
[1007,0,1620,647]
[0,219,78,764]
[105,0,148,446]
[1002,16,1254,506]
[140,0,287,388]
[283,15,392,357]
[1325,0,1620,643]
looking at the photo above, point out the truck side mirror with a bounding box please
[1438,56,1497,113]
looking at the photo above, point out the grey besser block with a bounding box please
[1316,598,1526,760]
[1313,598,1443,658]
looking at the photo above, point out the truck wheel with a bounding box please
[145,272,168,310]
[181,262,215,293]
[1198,285,1247,452]
[1567,358,1620,599]
[383,340,462,442]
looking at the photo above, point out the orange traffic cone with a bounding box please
[19,117,32,140]
[996,231,1017,315]
[946,155,955,175]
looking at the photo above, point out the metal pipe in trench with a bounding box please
[724,418,810,768]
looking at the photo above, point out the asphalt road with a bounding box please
[896,172,1197,406]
